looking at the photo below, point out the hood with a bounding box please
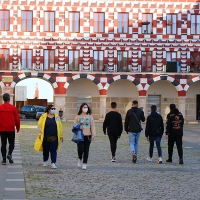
[150,111,159,117]
[170,108,180,115]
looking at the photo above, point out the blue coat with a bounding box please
[71,123,84,143]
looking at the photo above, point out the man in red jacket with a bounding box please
[0,93,20,165]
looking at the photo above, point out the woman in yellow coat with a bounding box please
[37,104,63,169]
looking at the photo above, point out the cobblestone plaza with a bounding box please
[0,121,200,200]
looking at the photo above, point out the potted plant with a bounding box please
[167,19,173,25]
[142,21,150,25]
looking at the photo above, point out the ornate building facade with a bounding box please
[0,0,200,121]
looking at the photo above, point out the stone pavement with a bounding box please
[1,122,200,200]
[0,133,27,200]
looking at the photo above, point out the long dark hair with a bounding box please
[77,103,92,115]
[45,104,54,113]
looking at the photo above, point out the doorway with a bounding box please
[148,95,161,116]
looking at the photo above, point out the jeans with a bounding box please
[149,136,162,158]
[168,134,183,159]
[108,134,119,157]
[77,136,91,164]
[129,132,141,155]
[0,132,15,160]
[43,140,58,163]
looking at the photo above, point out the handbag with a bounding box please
[34,137,43,151]
[133,112,143,131]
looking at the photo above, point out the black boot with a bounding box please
[166,158,172,162]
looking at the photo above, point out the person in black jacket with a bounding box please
[145,105,164,164]
[166,104,184,164]
[124,100,145,163]
[103,102,123,162]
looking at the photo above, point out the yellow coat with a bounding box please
[37,113,63,151]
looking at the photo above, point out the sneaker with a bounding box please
[166,158,172,163]
[179,159,184,165]
[78,159,82,168]
[132,154,137,163]
[82,163,87,170]
[51,163,57,169]
[158,157,162,164]
[146,157,153,162]
[111,157,116,162]
[1,160,6,165]
[43,161,48,167]
[7,155,14,164]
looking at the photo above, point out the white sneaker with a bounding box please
[43,161,48,167]
[146,157,153,162]
[51,163,57,169]
[158,157,162,164]
[78,159,82,168]
[82,163,87,170]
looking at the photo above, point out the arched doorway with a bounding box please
[107,79,138,119]
[186,81,200,121]
[66,78,99,120]
[147,80,178,119]
[15,78,54,113]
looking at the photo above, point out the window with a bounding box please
[21,50,32,70]
[117,51,128,72]
[69,12,80,33]
[0,10,9,31]
[44,50,55,70]
[94,13,104,33]
[190,52,200,72]
[166,14,177,34]
[93,51,103,71]
[21,11,32,31]
[44,12,55,32]
[118,13,128,33]
[0,49,9,70]
[191,15,200,34]
[141,52,152,72]
[166,52,177,62]
[142,14,152,34]
[68,50,79,71]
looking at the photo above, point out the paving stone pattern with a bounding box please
[17,122,200,200]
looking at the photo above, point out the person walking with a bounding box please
[38,104,63,169]
[0,93,20,165]
[74,103,96,170]
[166,104,184,164]
[103,102,123,162]
[145,105,164,164]
[124,100,145,163]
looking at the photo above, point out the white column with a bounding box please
[178,97,186,118]
[138,96,147,117]
[99,95,107,120]
[54,95,67,122]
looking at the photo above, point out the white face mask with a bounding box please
[82,108,88,113]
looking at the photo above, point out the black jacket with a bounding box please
[124,107,145,133]
[103,111,123,136]
[145,111,164,137]
[166,108,184,136]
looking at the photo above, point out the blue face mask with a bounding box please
[50,110,56,115]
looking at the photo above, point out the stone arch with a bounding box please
[64,74,103,91]
[104,75,140,91]
[145,75,181,92]
[185,75,200,91]
[10,72,58,89]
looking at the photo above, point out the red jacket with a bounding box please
[0,102,20,132]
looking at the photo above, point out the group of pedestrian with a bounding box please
[0,92,184,170]
[103,100,184,165]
